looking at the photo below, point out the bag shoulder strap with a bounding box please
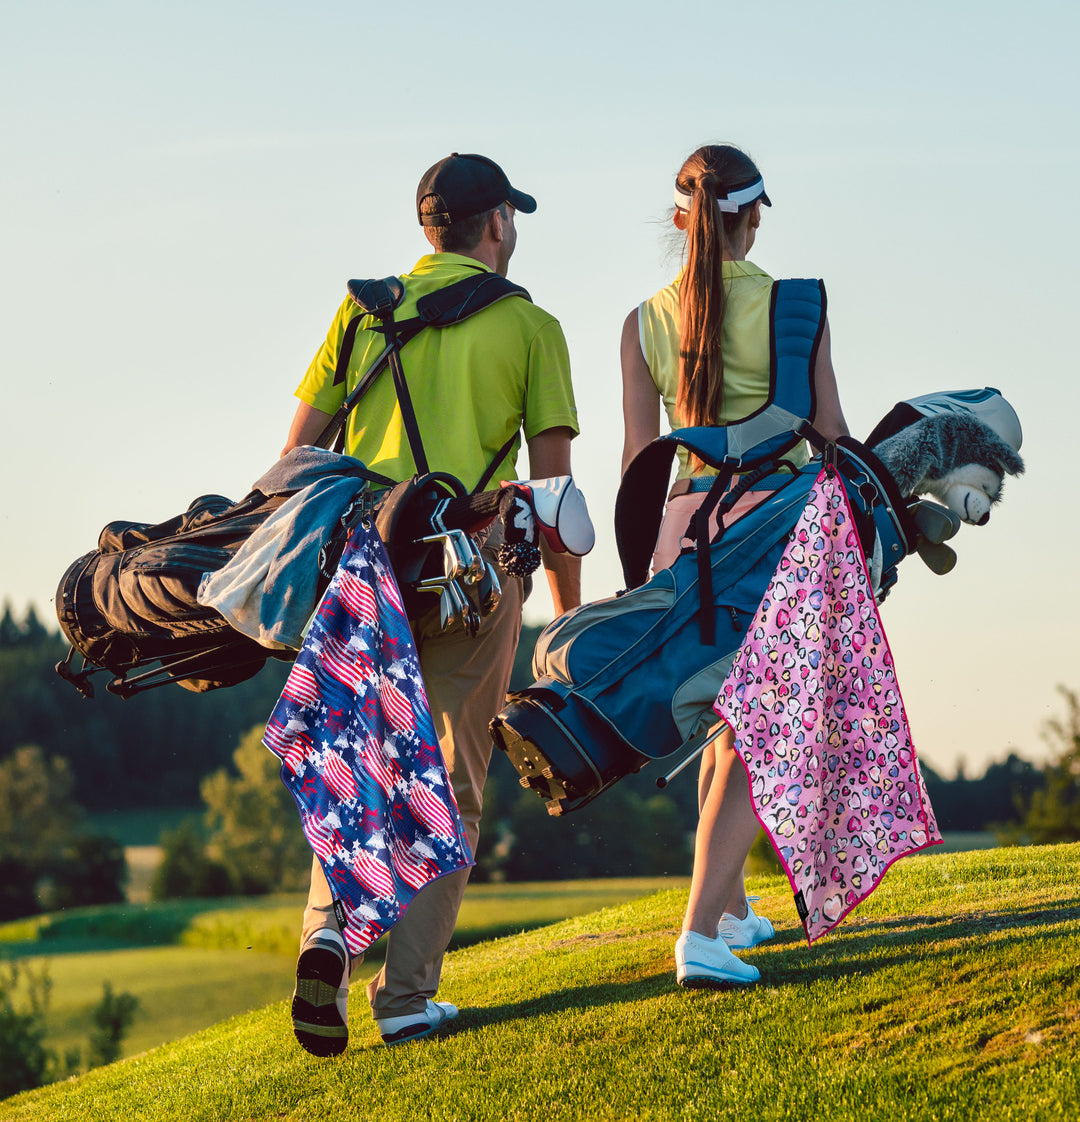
[315,272,531,462]
[614,278,828,590]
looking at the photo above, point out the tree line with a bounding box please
[3,602,1079,905]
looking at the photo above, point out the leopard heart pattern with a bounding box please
[716,467,941,943]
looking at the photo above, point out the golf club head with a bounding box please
[910,499,962,545]
[477,560,502,616]
[916,537,958,575]
[420,529,481,583]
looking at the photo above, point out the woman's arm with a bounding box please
[811,319,849,441]
[621,309,661,474]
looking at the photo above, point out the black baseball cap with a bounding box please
[416,153,537,228]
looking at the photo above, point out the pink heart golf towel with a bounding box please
[716,467,942,943]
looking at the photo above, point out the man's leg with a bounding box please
[366,573,524,1020]
[293,854,352,1056]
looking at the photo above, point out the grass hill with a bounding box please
[3,845,1078,1122]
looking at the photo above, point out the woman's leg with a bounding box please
[683,726,760,936]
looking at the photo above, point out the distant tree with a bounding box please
[0,746,126,917]
[0,603,50,650]
[0,855,39,923]
[0,603,22,649]
[0,746,80,870]
[43,835,128,911]
[201,724,312,894]
[1016,686,1080,843]
[85,983,139,1069]
[0,961,53,1098]
[150,818,231,900]
[502,785,689,881]
[20,606,49,647]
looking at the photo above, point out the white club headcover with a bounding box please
[905,388,1023,453]
[504,476,595,556]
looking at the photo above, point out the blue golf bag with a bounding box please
[490,281,1014,815]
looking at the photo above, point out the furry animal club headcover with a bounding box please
[873,413,1024,525]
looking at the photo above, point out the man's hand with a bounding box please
[527,427,581,615]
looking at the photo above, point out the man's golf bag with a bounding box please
[54,270,589,699]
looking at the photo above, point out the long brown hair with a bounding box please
[676,144,763,428]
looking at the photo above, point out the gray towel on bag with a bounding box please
[197,447,375,650]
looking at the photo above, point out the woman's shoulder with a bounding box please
[638,277,681,319]
[725,259,775,286]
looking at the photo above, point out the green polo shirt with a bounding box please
[296,254,578,490]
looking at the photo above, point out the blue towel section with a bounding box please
[197,447,377,650]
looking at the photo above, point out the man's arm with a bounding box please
[282,401,335,458]
[527,426,581,616]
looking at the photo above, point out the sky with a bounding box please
[2,0,1077,778]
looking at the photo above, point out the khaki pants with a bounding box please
[300,570,524,1019]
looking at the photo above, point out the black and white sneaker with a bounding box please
[291,928,350,1056]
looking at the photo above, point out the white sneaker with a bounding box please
[292,927,350,1056]
[717,897,776,950]
[375,998,459,1046]
[675,930,760,989]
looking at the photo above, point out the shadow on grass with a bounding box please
[347,971,678,1050]
[392,899,1080,1042]
[757,898,1080,986]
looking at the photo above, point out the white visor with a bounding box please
[674,177,767,214]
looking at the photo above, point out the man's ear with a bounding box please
[489,206,507,243]
[748,199,762,229]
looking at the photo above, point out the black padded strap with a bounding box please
[331,314,368,387]
[316,272,531,455]
[615,439,681,589]
[414,272,530,325]
[382,315,429,475]
[689,466,734,646]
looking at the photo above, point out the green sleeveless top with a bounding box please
[638,259,809,480]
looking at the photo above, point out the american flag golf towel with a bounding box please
[264,521,472,957]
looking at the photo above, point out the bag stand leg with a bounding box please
[656,722,729,789]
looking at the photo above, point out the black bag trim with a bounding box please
[319,271,531,488]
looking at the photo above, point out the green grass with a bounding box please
[0,878,683,1074]
[2,845,1077,1121]
[20,947,299,1060]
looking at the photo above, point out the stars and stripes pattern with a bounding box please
[263,520,472,957]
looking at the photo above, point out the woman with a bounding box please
[620,144,848,987]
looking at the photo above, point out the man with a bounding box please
[281,152,580,1052]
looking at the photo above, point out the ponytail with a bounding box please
[674,144,767,430]
[678,172,728,429]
